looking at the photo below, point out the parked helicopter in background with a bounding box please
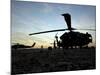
[12,42,36,49]
[29,13,95,49]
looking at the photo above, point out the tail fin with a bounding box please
[31,42,36,47]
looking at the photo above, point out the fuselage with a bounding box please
[60,31,92,48]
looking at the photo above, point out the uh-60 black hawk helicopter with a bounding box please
[29,13,95,49]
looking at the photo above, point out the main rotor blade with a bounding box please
[77,29,96,31]
[29,28,95,36]
[29,29,69,35]
[62,13,72,31]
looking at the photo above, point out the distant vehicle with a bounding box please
[29,13,95,49]
[12,42,36,49]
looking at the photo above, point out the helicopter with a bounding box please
[11,42,36,49]
[29,13,95,49]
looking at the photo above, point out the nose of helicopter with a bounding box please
[86,32,92,43]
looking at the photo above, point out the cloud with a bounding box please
[39,3,54,13]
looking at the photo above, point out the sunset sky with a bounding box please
[11,0,96,48]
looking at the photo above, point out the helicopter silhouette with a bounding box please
[12,42,36,49]
[29,13,95,49]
